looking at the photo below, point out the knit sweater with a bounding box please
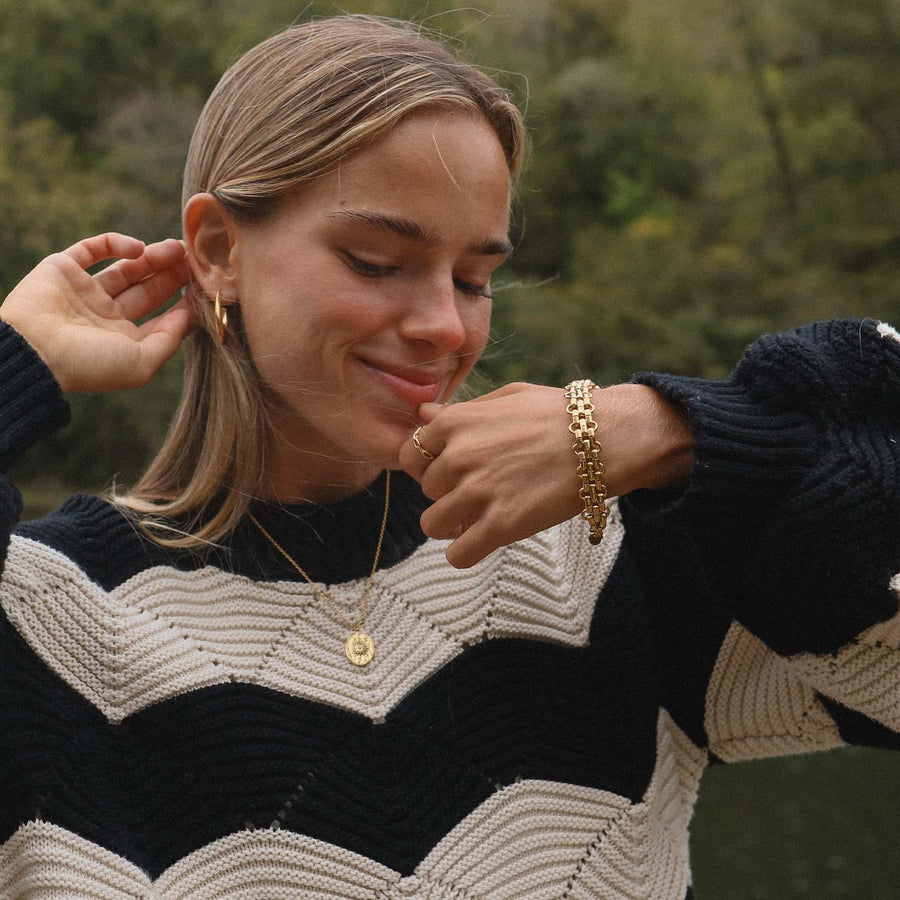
[1,319,899,899]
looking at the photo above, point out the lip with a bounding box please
[356,358,446,406]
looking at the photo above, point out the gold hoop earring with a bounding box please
[213,291,229,344]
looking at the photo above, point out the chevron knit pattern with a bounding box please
[1,318,899,898]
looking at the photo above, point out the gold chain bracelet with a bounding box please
[564,379,609,545]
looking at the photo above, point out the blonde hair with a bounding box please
[114,15,527,547]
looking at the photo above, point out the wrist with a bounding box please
[589,383,694,496]
[564,379,610,545]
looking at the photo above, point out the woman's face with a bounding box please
[227,111,512,498]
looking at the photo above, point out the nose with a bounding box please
[400,281,468,353]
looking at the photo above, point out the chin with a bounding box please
[347,429,410,471]
[377,411,420,447]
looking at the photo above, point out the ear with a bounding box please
[183,192,240,299]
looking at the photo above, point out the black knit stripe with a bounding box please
[630,375,817,498]
[734,319,900,423]
[819,694,900,751]
[633,319,900,503]
[617,502,734,750]
[0,561,660,878]
[651,416,897,656]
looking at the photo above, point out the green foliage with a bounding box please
[2,0,900,480]
[0,0,216,135]
[0,92,110,290]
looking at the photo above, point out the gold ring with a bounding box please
[412,426,436,461]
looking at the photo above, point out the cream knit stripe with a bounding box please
[0,711,706,900]
[114,567,317,680]
[563,712,704,900]
[706,622,844,762]
[252,594,462,722]
[374,504,622,646]
[0,823,402,900]
[706,574,900,761]
[785,598,900,733]
[652,712,706,833]
[0,820,151,900]
[1,538,227,723]
[2,514,623,723]
[155,830,398,900]
[375,536,506,643]
[489,509,623,643]
[415,780,631,899]
[876,321,900,344]
[112,562,463,722]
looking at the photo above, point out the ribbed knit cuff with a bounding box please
[0,322,70,471]
[624,318,900,655]
[630,373,816,507]
[631,318,900,512]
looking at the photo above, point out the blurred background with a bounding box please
[1,0,898,895]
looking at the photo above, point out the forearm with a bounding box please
[0,320,72,570]
[0,322,70,473]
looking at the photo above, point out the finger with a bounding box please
[413,424,441,461]
[109,257,192,322]
[417,402,444,423]
[137,296,197,342]
[64,233,146,270]
[419,487,482,538]
[94,239,186,298]
[61,301,197,393]
[130,304,197,384]
[399,423,444,481]
[465,382,526,403]
[444,518,501,569]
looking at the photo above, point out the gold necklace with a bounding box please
[249,471,390,667]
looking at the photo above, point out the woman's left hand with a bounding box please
[399,382,694,568]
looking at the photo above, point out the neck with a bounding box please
[258,439,388,505]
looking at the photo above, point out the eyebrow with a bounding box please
[325,210,513,257]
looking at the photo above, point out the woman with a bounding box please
[0,15,898,900]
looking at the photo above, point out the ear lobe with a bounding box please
[183,192,240,296]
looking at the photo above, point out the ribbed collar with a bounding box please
[19,471,432,592]
[234,469,431,584]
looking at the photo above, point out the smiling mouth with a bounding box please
[357,358,446,406]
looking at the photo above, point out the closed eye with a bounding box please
[342,253,396,278]
[454,278,492,299]
[343,251,492,298]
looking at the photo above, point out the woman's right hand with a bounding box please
[400,382,695,568]
[0,232,194,393]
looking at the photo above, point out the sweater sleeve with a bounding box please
[0,321,71,562]
[624,318,900,759]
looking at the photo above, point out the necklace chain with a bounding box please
[249,471,391,665]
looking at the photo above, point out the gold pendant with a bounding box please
[345,630,375,667]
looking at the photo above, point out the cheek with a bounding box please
[445,305,491,395]
[463,305,492,359]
